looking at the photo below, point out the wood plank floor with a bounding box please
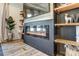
[1,40,48,56]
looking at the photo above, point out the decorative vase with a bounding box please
[7,32,13,42]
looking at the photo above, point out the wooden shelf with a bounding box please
[19,25,23,27]
[55,39,79,46]
[54,3,79,13]
[22,33,24,35]
[19,19,24,21]
[20,13,24,15]
[19,32,24,35]
[55,23,79,26]
[20,13,24,17]
[20,11,23,12]
[54,3,79,54]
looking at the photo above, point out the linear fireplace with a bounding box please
[25,25,49,39]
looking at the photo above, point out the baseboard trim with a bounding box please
[0,39,23,44]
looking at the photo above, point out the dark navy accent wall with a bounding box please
[24,20,54,55]
[60,27,76,41]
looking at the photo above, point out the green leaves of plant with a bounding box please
[6,16,15,31]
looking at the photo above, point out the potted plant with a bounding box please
[6,16,15,41]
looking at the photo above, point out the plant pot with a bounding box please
[7,32,13,42]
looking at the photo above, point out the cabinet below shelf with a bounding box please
[55,39,79,46]
[55,23,79,26]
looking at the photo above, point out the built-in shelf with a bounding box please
[54,3,79,13]
[19,19,24,21]
[19,32,24,35]
[54,3,79,55]
[19,25,23,27]
[22,33,24,35]
[20,11,24,13]
[20,11,25,17]
[20,11,23,12]
[19,11,24,38]
[55,39,79,46]
[20,13,24,15]
[55,23,79,26]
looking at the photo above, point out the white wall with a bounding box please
[9,3,23,39]
[0,3,4,42]
[76,26,79,42]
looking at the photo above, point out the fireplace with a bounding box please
[25,25,49,39]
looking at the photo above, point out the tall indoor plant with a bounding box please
[6,16,15,41]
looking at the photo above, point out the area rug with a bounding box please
[0,44,3,56]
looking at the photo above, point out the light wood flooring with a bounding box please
[1,40,48,56]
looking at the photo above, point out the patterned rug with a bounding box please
[0,44,3,56]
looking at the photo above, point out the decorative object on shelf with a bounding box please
[6,16,15,41]
[70,14,75,23]
[65,14,72,23]
[71,14,79,23]
[66,45,79,56]
[76,14,79,22]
